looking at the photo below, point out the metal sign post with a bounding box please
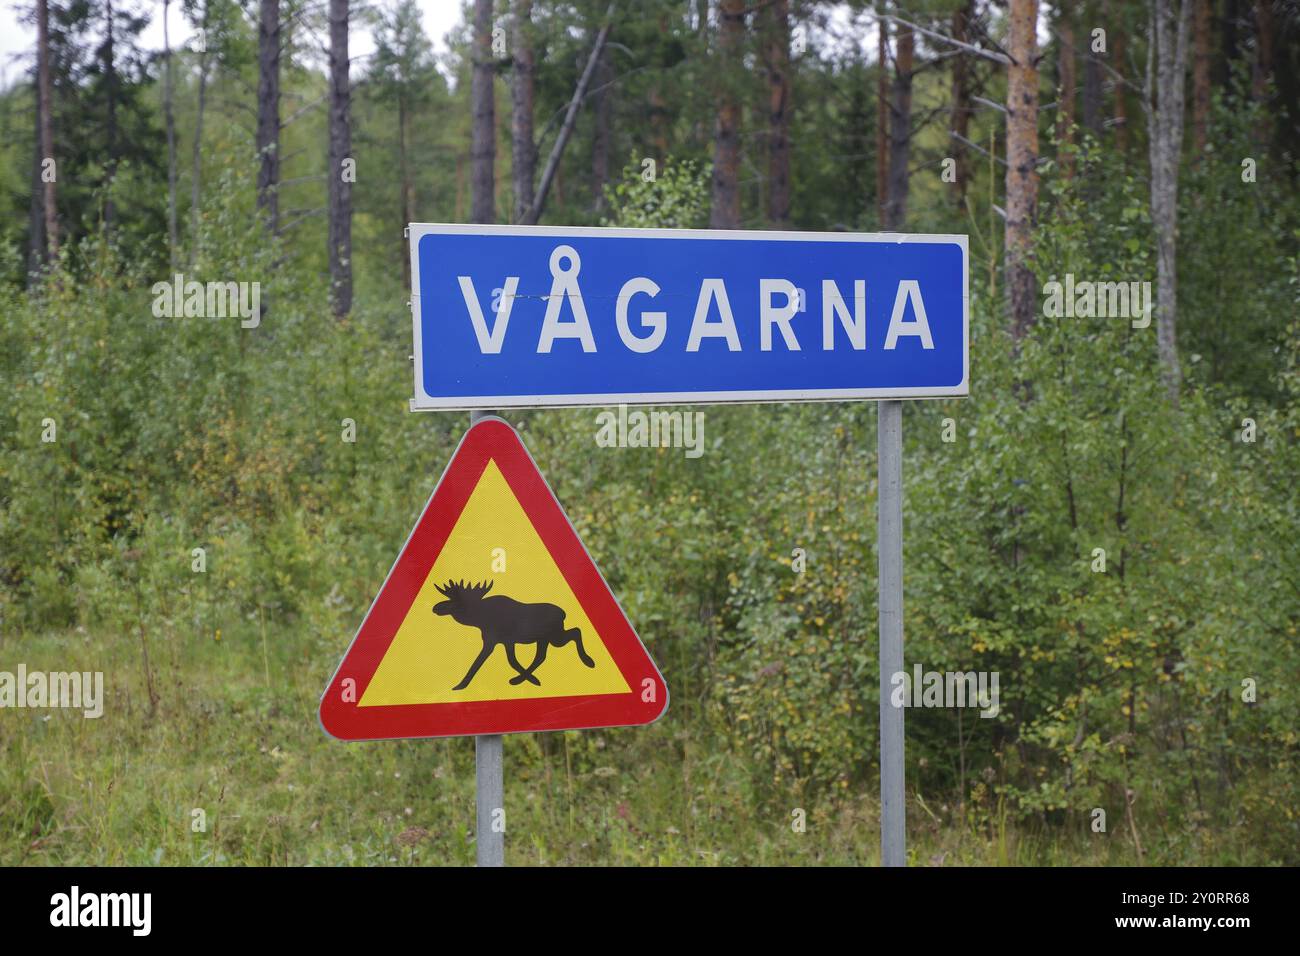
[470,408,504,868]
[877,399,905,867]
[475,733,503,866]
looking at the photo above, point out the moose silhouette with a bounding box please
[433,580,596,690]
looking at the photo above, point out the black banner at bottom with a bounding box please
[0,865,1282,942]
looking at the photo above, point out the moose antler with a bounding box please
[437,579,494,600]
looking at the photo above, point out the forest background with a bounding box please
[1,0,1298,865]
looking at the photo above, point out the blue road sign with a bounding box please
[408,224,968,409]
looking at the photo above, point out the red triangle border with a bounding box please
[319,417,669,740]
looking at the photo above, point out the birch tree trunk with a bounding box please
[876,4,889,226]
[36,0,58,260]
[511,0,535,223]
[950,0,974,206]
[328,0,353,316]
[1005,0,1040,339]
[1147,0,1193,401]
[164,0,178,265]
[190,3,211,266]
[256,0,281,233]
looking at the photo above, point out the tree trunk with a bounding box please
[511,0,535,223]
[1057,12,1076,179]
[1083,66,1103,138]
[525,5,614,224]
[884,20,913,229]
[37,0,58,260]
[400,92,412,289]
[711,0,744,228]
[1192,0,1211,151]
[950,0,974,206]
[1250,0,1274,99]
[257,0,281,232]
[400,97,410,291]
[1147,0,1193,401]
[592,40,612,216]
[1083,0,1104,137]
[455,154,465,221]
[648,86,669,160]
[1219,0,1239,90]
[328,0,352,316]
[190,3,211,266]
[164,0,178,265]
[1005,0,1040,339]
[1251,0,1274,142]
[104,0,118,233]
[766,0,791,227]
[876,4,889,226]
[1113,9,1128,153]
[28,92,46,278]
[471,0,496,224]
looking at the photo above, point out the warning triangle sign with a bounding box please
[319,417,669,740]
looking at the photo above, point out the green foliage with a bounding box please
[47,0,166,272]
[1178,91,1300,402]
[601,154,711,229]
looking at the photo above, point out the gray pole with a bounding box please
[877,399,905,867]
[475,734,503,866]
[470,408,505,867]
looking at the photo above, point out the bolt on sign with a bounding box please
[319,417,668,739]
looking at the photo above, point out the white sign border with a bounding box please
[407,222,969,410]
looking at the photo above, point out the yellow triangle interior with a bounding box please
[360,460,631,706]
